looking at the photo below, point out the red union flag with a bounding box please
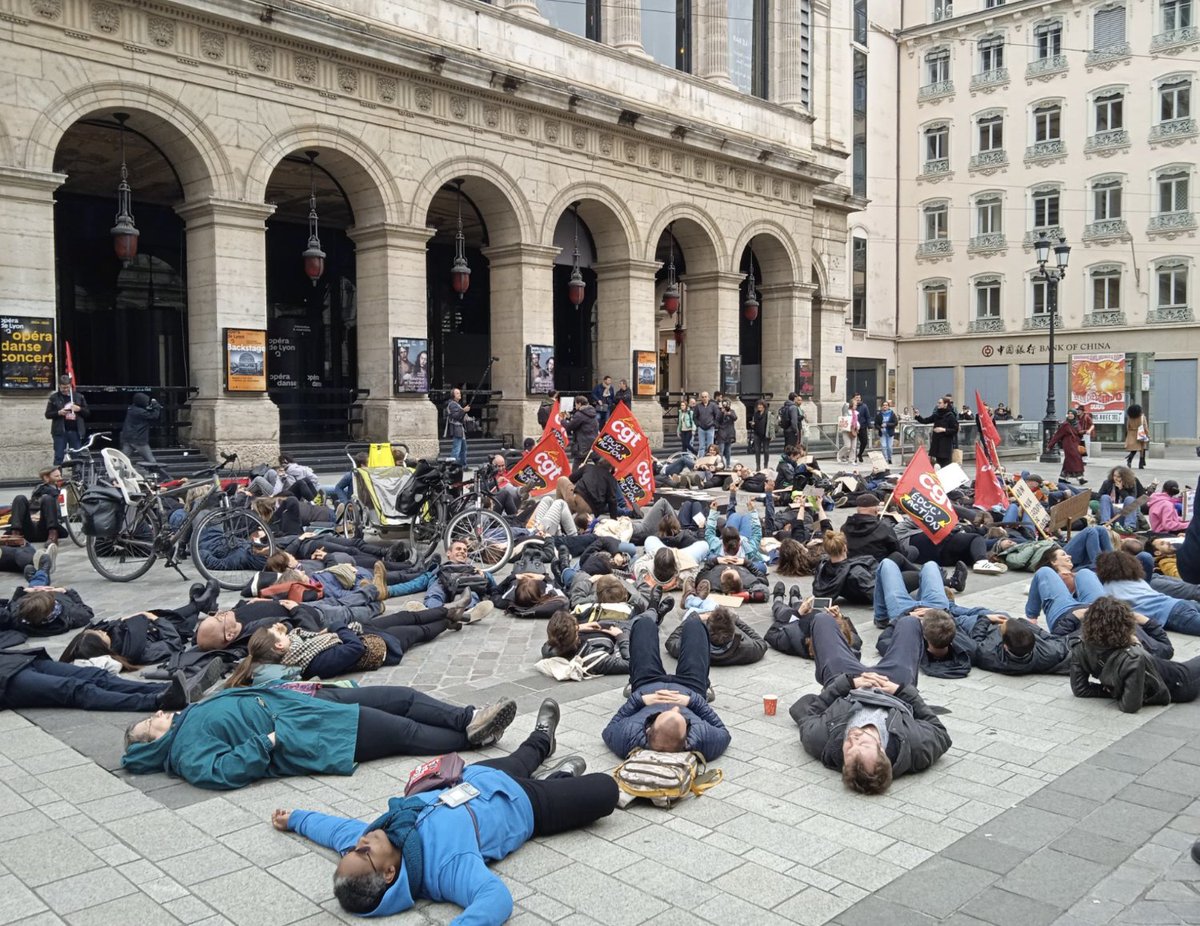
[975,390,1001,455]
[543,398,568,449]
[615,441,655,504]
[973,441,1008,510]
[590,401,646,468]
[502,431,570,498]
[893,446,959,543]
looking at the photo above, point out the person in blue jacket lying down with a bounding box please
[273,698,619,922]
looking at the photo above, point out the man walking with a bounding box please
[781,393,802,451]
[45,374,88,466]
[855,394,872,463]
[444,387,470,467]
[693,391,719,456]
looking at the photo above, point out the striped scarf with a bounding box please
[282,629,342,669]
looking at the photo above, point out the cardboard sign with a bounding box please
[1102,494,1148,527]
[1184,489,1194,523]
[1049,491,1093,534]
[935,462,968,492]
[1010,478,1052,535]
[503,432,571,498]
[893,447,960,543]
[867,450,888,472]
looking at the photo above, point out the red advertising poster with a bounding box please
[1070,352,1126,424]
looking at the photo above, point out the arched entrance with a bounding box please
[52,111,193,444]
[264,151,358,442]
[737,248,763,396]
[550,206,597,394]
[733,229,799,409]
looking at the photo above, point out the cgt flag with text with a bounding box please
[615,441,655,504]
[590,401,645,469]
[893,446,959,543]
[503,431,571,498]
[544,397,569,449]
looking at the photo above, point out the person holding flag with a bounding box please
[45,372,89,467]
[563,395,599,469]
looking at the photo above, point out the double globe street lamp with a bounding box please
[1035,235,1072,464]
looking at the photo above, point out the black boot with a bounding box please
[772,581,785,601]
[655,595,676,625]
[189,579,221,614]
[535,698,560,757]
[535,755,586,779]
[157,671,189,711]
[788,585,803,609]
[646,585,663,619]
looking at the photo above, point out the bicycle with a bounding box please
[85,448,276,590]
[59,432,112,547]
[408,460,513,573]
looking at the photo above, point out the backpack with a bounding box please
[612,748,723,808]
[79,485,126,538]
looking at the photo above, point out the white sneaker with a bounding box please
[972,559,1007,575]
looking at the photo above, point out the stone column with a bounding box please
[696,0,734,87]
[0,166,65,477]
[484,243,559,442]
[604,0,647,55]
[349,222,440,459]
[175,198,280,465]
[773,0,806,110]
[812,296,849,421]
[503,0,546,20]
[594,258,662,444]
[758,281,815,402]
[681,271,742,396]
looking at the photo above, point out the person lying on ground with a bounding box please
[566,572,647,622]
[1095,550,1200,635]
[766,585,862,660]
[0,558,91,637]
[423,540,496,620]
[122,683,520,790]
[877,608,977,680]
[542,610,630,674]
[275,700,617,921]
[665,606,766,667]
[193,594,383,651]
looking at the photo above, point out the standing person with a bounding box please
[45,374,88,467]
[780,392,801,450]
[914,397,958,467]
[591,376,614,428]
[1076,404,1094,460]
[445,387,470,468]
[676,398,695,456]
[564,396,599,470]
[121,393,162,473]
[717,399,738,469]
[1046,408,1087,485]
[855,395,872,463]
[694,391,718,456]
[875,401,898,465]
[1124,404,1148,470]
[837,402,855,464]
[750,400,771,471]
[613,378,632,409]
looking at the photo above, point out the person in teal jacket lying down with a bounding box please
[121,683,517,790]
[273,698,619,922]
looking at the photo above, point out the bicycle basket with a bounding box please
[79,485,126,538]
[395,460,442,516]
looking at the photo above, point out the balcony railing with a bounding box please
[1023,314,1054,330]
[916,320,952,335]
[968,317,1005,333]
[1149,118,1198,143]
[933,3,954,22]
[1025,139,1066,162]
[917,239,953,258]
[921,158,951,178]
[1084,129,1131,154]
[1084,310,1127,327]
[1084,219,1128,241]
[1151,26,1199,52]
[918,80,955,101]
[969,150,1009,171]
[1086,43,1132,67]
[1024,226,1065,247]
[1148,211,1198,234]
[1026,55,1068,79]
[1148,306,1195,323]
[970,68,1009,91]
[968,233,1007,253]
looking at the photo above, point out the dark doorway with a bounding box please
[737,249,763,396]
[551,209,598,392]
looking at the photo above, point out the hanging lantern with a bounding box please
[110,113,139,266]
[742,245,759,323]
[302,151,325,285]
[661,223,680,315]
[567,201,586,306]
[451,178,471,298]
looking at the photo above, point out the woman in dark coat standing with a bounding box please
[914,397,958,467]
[1046,408,1086,484]
[1124,404,1148,470]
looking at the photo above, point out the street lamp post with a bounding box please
[1035,235,1071,464]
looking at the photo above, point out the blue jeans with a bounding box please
[450,437,467,467]
[696,428,715,456]
[678,431,694,455]
[1002,503,1036,527]
[1099,495,1137,529]
[719,441,733,469]
[664,454,696,477]
[630,614,710,695]
[880,432,893,462]
[52,431,83,467]
[872,560,947,624]
[28,569,50,587]
[1167,599,1200,635]
[322,472,354,504]
[1025,567,1105,630]
[814,613,923,688]
[1063,527,1114,570]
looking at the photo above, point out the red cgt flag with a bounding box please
[975,390,1001,454]
[544,398,569,449]
[502,431,571,498]
[973,441,1008,510]
[65,340,77,389]
[892,446,959,543]
[615,440,655,504]
[590,401,647,470]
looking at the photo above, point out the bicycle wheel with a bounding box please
[86,505,160,582]
[444,508,513,574]
[61,482,86,547]
[338,499,363,539]
[191,507,276,591]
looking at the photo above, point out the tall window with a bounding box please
[1163,0,1194,31]
[729,0,769,98]
[924,203,949,240]
[976,195,1002,234]
[1158,170,1190,213]
[926,49,950,84]
[800,0,812,109]
[1093,5,1126,48]
[1092,267,1122,311]
[925,124,949,162]
[978,36,1005,73]
[1095,90,1124,131]
[852,238,867,329]
[1033,188,1061,228]
[1161,79,1192,122]
[537,0,600,40]
[1032,278,1051,315]
[642,1,691,71]
[1093,179,1123,220]
[985,0,1005,7]
[1035,22,1063,58]
[1033,103,1062,142]
[853,51,867,196]
[924,283,948,321]
[977,114,1004,151]
[1157,261,1188,307]
[976,279,1002,318]
[853,0,867,45]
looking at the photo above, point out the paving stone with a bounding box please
[960,886,1064,926]
[64,892,182,926]
[34,868,137,916]
[105,809,214,861]
[974,805,1074,852]
[831,893,940,926]
[712,862,804,909]
[998,848,1112,907]
[0,874,49,925]
[814,847,906,892]
[941,833,1030,874]
[158,845,248,887]
[1117,783,1194,814]
[161,897,216,925]
[189,867,321,926]
[1,830,104,888]
[530,868,668,926]
[1076,801,1175,846]
[874,857,997,920]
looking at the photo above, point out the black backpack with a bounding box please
[79,486,126,538]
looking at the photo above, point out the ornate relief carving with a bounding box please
[515,112,529,135]
[624,141,638,162]
[450,96,468,120]
[715,164,727,183]
[753,174,764,192]
[483,104,500,128]
[671,153,683,173]
[544,120,560,143]
[377,77,396,103]
[91,1,118,33]
[294,55,317,83]
[733,169,745,189]
[693,159,706,179]
[598,134,613,156]
[772,180,782,196]
[200,30,225,60]
[30,0,62,21]
[338,67,358,94]
[249,43,273,72]
[648,148,661,168]
[572,127,586,148]
[415,87,432,111]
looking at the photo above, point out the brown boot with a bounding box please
[371,561,390,601]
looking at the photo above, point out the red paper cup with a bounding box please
[763,694,778,716]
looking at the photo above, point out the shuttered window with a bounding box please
[1093,6,1125,48]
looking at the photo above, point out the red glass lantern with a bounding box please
[302,152,324,285]
[662,283,680,315]
[110,113,139,266]
[450,179,470,299]
[567,267,586,305]
[743,292,759,323]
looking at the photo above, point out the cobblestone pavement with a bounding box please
[2,475,1199,924]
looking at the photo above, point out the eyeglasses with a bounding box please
[353,844,378,874]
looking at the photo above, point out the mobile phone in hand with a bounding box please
[812,598,833,610]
